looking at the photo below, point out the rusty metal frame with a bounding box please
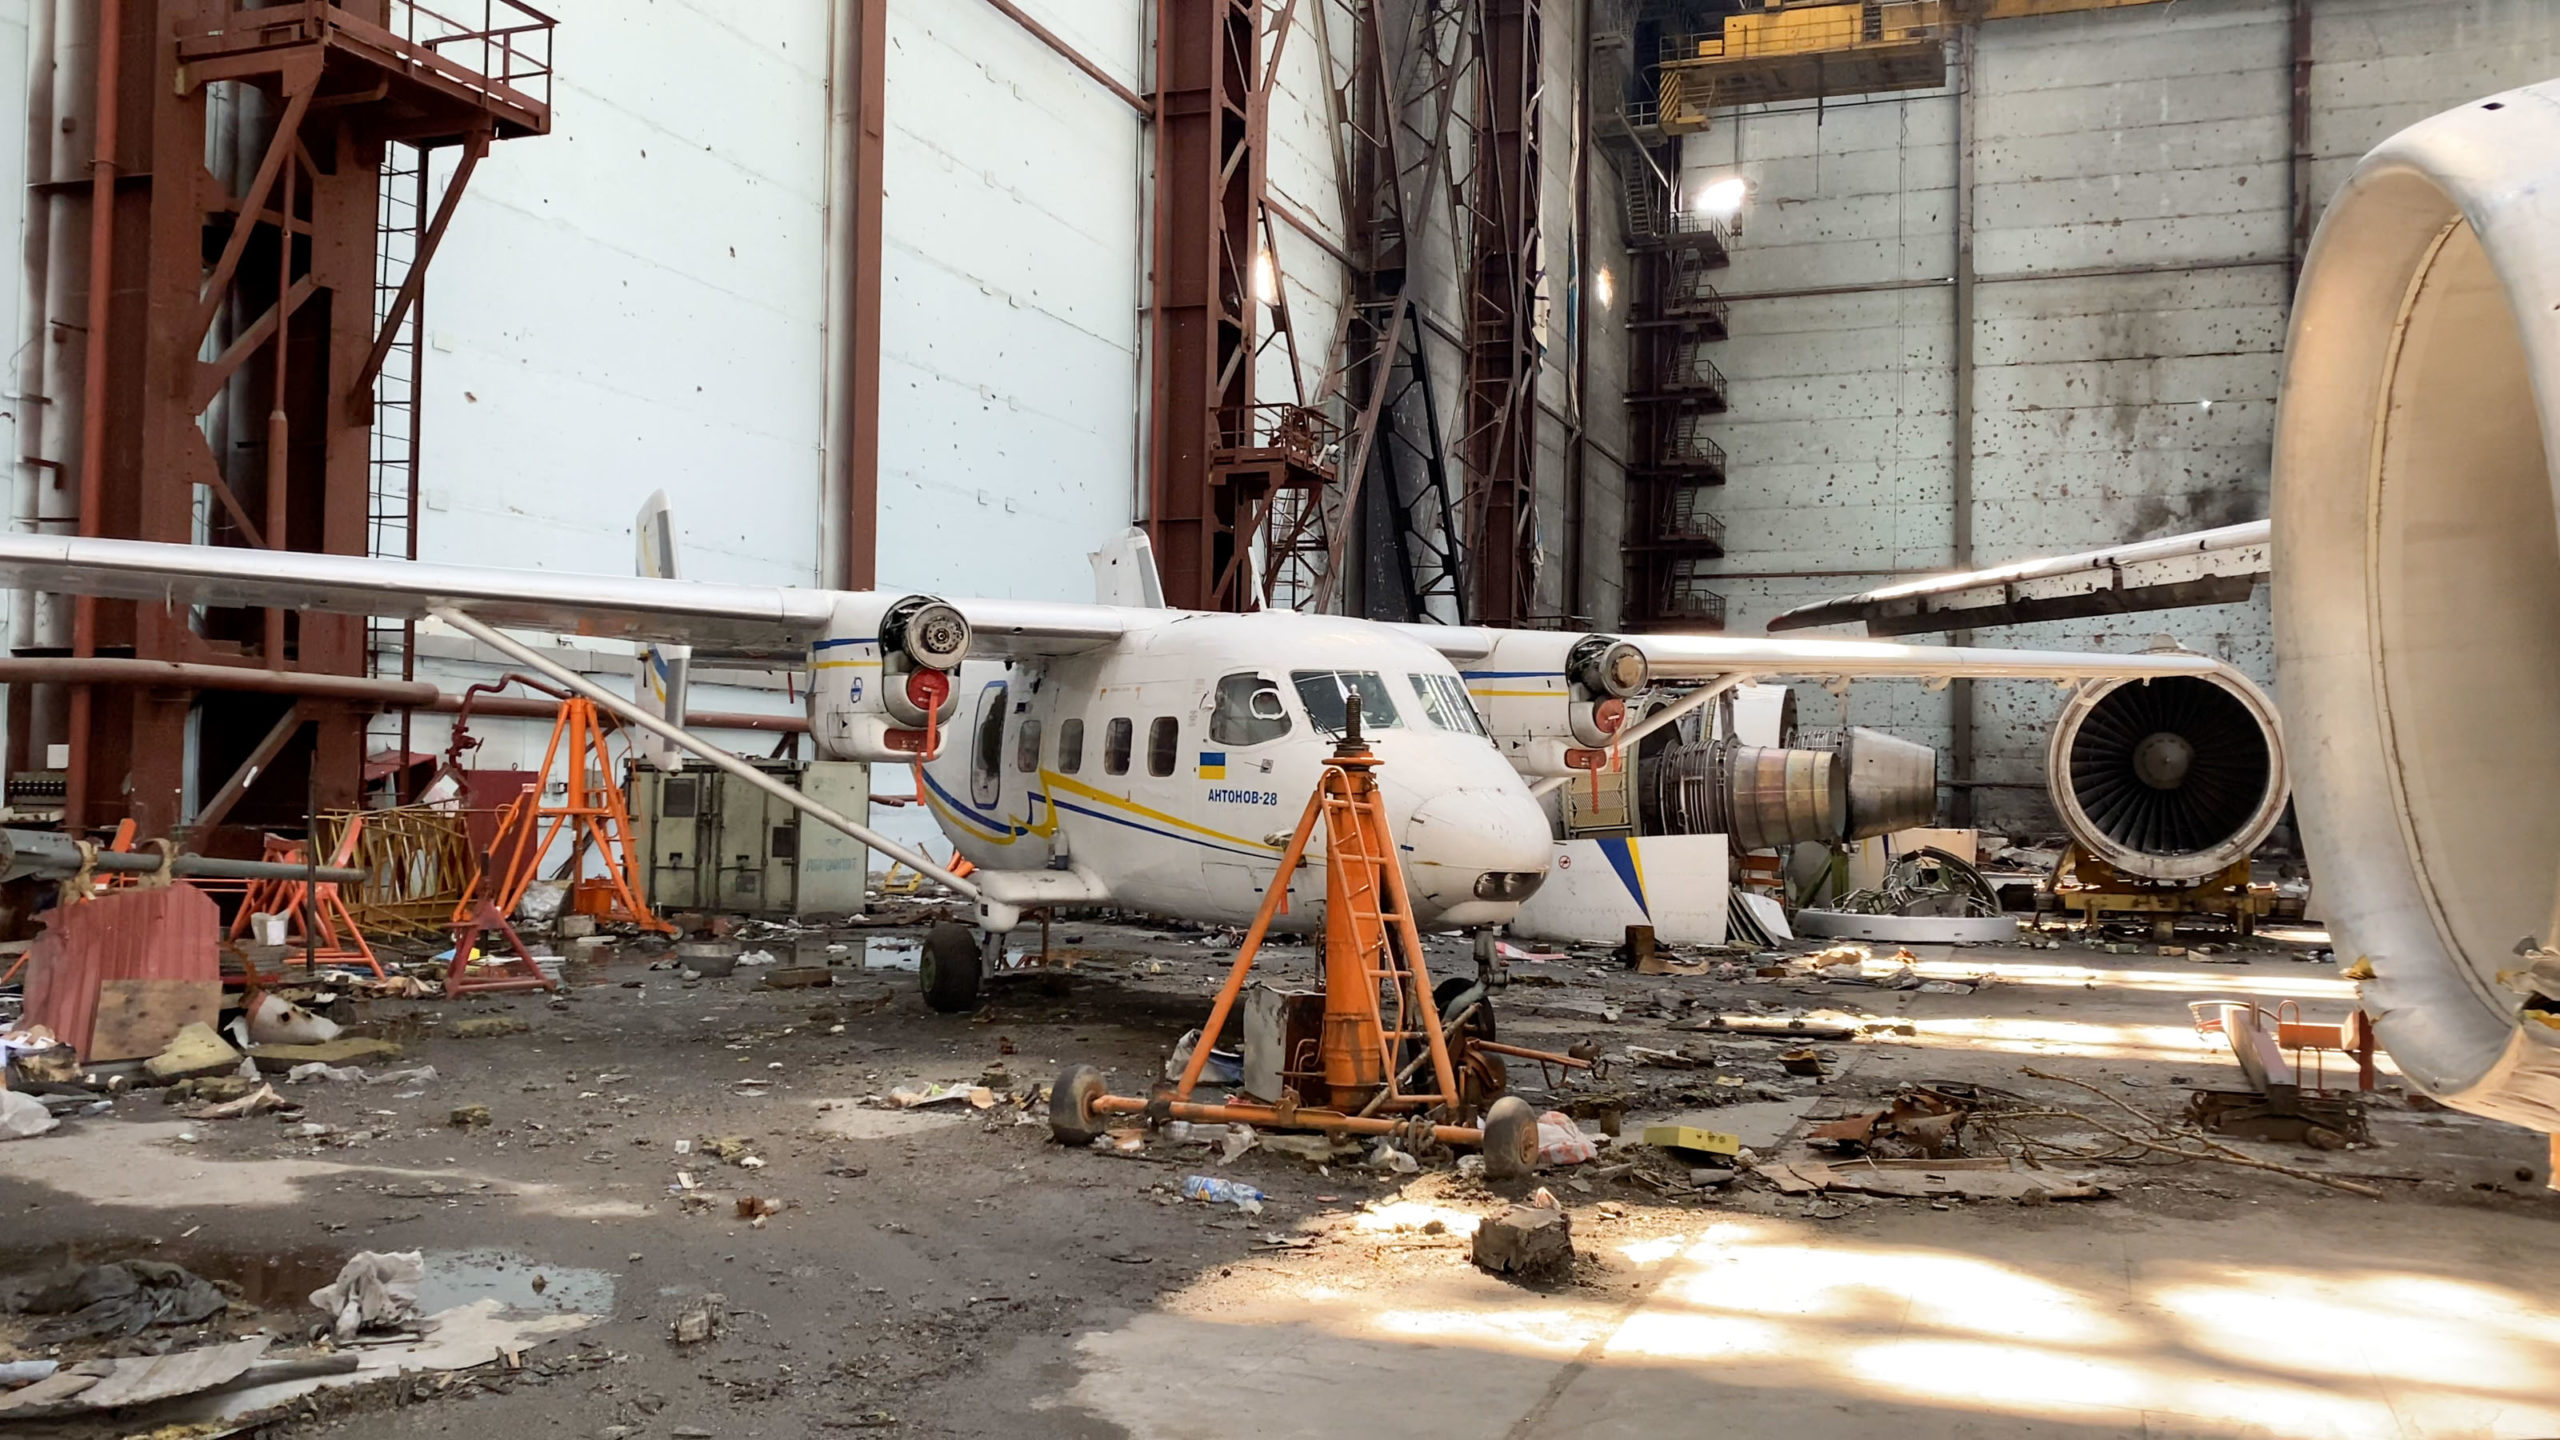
[1303,0,1475,615]
[1458,0,1544,627]
[44,0,552,838]
[1146,0,1264,611]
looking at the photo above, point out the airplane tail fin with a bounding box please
[1090,527,1166,609]
[633,490,692,770]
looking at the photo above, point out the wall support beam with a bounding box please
[825,0,889,590]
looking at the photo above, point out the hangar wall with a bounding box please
[1679,0,2560,836]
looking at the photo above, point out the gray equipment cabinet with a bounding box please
[629,759,870,919]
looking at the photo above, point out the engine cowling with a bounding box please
[810,594,970,762]
[2045,670,2286,885]
[2273,78,2560,1128]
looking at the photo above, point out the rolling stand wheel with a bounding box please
[921,920,983,1013]
[1480,1095,1539,1180]
[1050,1064,1107,1145]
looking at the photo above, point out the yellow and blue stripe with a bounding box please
[1460,667,1565,700]
[1594,835,1650,918]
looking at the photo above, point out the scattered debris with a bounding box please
[452,1016,531,1039]
[1778,1046,1828,1077]
[0,1089,58,1140]
[668,1293,727,1345]
[1179,1175,1266,1213]
[309,1251,425,1341]
[145,1022,243,1082]
[250,1037,405,1072]
[889,1082,987,1109]
[1807,1087,1974,1159]
[1643,1124,1742,1165]
[449,1104,494,1128]
[192,1083,286,1120]
[244,992,343,1046]
[0,1260,229,1341]
[1534,1112,1598,1166]
[1471,1204,1574,1281]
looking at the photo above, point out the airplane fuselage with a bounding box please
[900,610,1555,931]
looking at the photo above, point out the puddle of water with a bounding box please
[863,938,921,972]
[416,1248,615,1317]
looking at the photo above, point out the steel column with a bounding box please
[1463,0,1544,626]
[1147,0,1262,611]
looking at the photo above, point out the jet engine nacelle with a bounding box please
[809,593,970,762]
[1472,632,1647,778]
[2275,78,2560,1129]
[2045,671,2287,885]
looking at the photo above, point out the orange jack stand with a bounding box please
[1047,698,1579,1177]
[452,696,674,937]
[445,900,557,997]
[227,821,385,979]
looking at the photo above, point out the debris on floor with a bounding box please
[1471,1203,1574,1281]
[0,1259,229,1340]
[310,1250,425,1341]
[668,1292,727,1345]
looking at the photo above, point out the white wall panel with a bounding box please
[875,0,1144,603]
[415,0,833,587]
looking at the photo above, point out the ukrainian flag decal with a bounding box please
[1197,751,1227,779]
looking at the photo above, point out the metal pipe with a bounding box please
[264,132,292,664]
[1087,1093,1484,1147]
[0,656,810,733]
[65,0,124,832]
[433,606,981,900]
[0,657,439,705]
[0,827,362,885]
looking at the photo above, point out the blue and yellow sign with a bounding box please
[1197,751,1227,779]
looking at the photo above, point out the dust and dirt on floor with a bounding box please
[0,916,2554,1438]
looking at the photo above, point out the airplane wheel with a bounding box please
[921,921,982,1013]
[1434,975,1496,1042]
[1480,1095,1539,1180]
[1050,1064,1108,1146]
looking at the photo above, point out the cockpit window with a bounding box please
[1409,672,1488,738]
[1210,673,1292,747]
[1291,670,1404,735]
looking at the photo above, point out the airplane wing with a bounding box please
[1624,633,2224,682]
[1384,618,2221,683]
[0,535,1127,660]
[1765,520,2270,636]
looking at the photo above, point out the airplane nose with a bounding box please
[1403,786,1554,926]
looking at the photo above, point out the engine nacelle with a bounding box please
[2274,78,2560,1129]
[809,594,970,762]
[1472,632,1650,778]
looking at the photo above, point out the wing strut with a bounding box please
[433,608,983,902]
[1525,674,1749,799]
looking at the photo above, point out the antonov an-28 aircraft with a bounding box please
[0,523,2225,1008]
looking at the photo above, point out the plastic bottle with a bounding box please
[1180,1175,1266,1212]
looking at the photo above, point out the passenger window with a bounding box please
[1409,672,1488,738]
[1148,717,1178,777]
[1291,670,1404,735]
[970,683,1007,808]
[1015,716,1042,773]
[1210,673,1291,747]
[1057,718,1084,775]
[1104,718,1133,775]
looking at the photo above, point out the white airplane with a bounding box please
[0,524,2224,1009]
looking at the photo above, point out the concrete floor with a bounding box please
[0,921,2552,1438]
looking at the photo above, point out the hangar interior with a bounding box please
[0,2,2558,1436]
